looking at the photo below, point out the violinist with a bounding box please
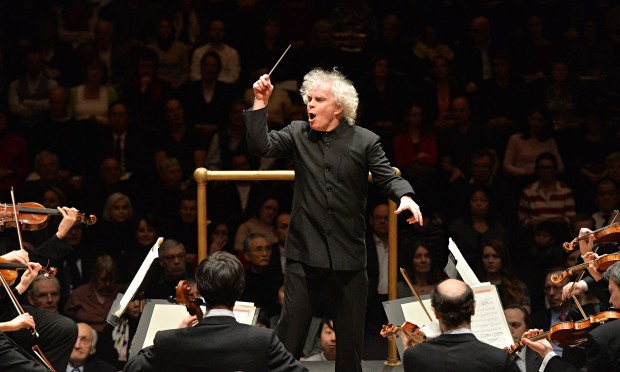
[0,258,77,371]
[522,261,620,371]
[561,227,615,310]
[125,251,307,372]
[401,278,520,372]
[504,305,543,372]
[0,314,50,371]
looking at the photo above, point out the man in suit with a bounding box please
[402,278,520,372]
[530,268,571,356]
[67,323,115,372]
[366,202,390,332]
[125,251,306,372]
[523,261,620,371]
[504,305,542,372]
[246,68,422,371]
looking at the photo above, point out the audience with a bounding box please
[1,2,620,361]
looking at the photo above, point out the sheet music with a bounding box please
[470,283,514,349]
[447,238,480,286]
[114,237,163,317]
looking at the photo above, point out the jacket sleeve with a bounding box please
[265,331,308,372]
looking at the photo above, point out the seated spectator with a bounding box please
[503,109,564,192]
[397,241,444,298]
[478,239,531,313]
[27,276,61,313]
[69,58,119,126]
[145,157,188,221]
[449,186,506,265]
[85,192,135,262]
[449,149,518,234]
[366,203,390,330]
[392,103,438,180]
[57,0,97,50]
[182,51,240,137]
[205,99,254,170]
[120,214,160,282]
[189,19,240,84]
[8,50,58,131]
[19,150,75,205]
[420,56,462,130]
[146,17,190,89]
[68,322,116,372]
[167,190,199,268]
[239,233,283,318]
[31,87,93,182]
[270,212,290,276]
[77,157,140,219]
[207,220,233,255]
[77,20,130,87]
[63,254,124,333]
[305,319,336,362]
[233,196,279,253]
[0,111,29,197]
[144,239,189,299]
[517,152,575,229]
[121,49,172,136]
[153,98,207,180]
[412,25,454,79]
[591,178,619,228]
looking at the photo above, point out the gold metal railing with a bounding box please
[194,167,402,366]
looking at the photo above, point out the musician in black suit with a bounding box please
[402,279,520,372]
[523,261,620,372]
[124,251,306,372]
[504,305,543,372]
[246,69,422,371]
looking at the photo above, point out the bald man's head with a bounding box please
[431,279,475,330]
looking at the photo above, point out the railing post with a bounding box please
[194,167,209,263]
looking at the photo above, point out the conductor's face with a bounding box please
[306,84,342,131]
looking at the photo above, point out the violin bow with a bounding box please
[400,267,433,322]
[7,188,56,370]
[10,188,26,252]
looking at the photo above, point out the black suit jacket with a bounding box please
[403,333,520,372]
[244,108,415,270]
[524,346,544,372]
[544,319,620,372]
[82,357,116,372]
[124,316,307,372]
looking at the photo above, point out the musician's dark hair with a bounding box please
[431,280,475,329]
[503,304,531,328]
[195,251,245,308]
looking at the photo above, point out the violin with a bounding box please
[0,257,57,286]
[506,309,620,355]
[563,222,620,252]
[380,321,427,345]
[551,253,620,284]
[169,280,204,320]
[0,202,97,232]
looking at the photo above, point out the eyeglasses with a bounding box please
[35,292,59,301]
[252,246,272,253]
[161,254,186,261]
[544,285,563,293]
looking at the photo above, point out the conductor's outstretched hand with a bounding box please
[396,196,423,226]
[253,74,273,110]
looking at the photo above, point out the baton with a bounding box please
[268,44,292,76]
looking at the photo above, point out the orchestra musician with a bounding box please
[124,251,307,372]
[522,261,620,371]
[0,206,81,370]
[401,278,520,372]
[402,279,520,372]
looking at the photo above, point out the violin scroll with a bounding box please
[171,280,204,320]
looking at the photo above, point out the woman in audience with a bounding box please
[63,254,124,332]
[397,241,444,298]
[234,196,279,252]
[477,239,531,313]
[86,192,135,263]
[449,186,507,265]
[120,214,160,282]
[503,108,563,191]
[69,58,118,125]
